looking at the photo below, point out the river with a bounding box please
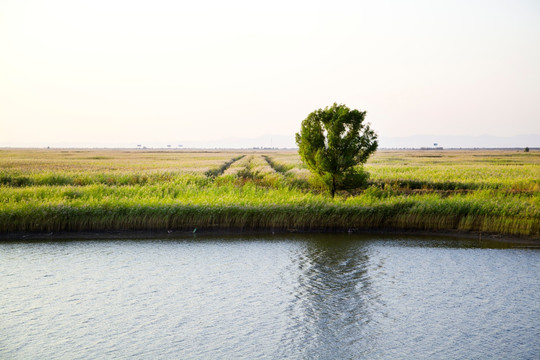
[1,234,539,359]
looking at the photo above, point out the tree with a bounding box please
[295,103,378,197]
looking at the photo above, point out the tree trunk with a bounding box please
[331,176,336,198]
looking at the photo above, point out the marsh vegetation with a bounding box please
[0,149,538,236]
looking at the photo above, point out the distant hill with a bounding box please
[10,134,537,149]
[179,134,539,149]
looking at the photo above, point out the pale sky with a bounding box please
[1,0,539,147]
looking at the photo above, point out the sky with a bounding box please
[1,0,539,148]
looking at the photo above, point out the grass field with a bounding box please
[1,148,538,237]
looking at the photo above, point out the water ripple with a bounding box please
[1,235,538,359]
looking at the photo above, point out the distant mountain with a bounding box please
[179,134,539,149]
[13,134,537,149]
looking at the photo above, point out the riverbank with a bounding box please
[1,149,538,239]
[1,184,538,236]
[1,202,538,236]
[1,228,539,248]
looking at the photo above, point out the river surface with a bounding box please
[1,234,539,359]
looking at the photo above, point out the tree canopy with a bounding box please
[295,103,378,197]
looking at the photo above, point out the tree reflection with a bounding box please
[277,235,381,359]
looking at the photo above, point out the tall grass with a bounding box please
[1,181,538,235]
[262,154,292,174]
[205,155,245,178]
[0,149,538,237]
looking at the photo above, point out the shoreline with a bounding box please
[2,228,539,247]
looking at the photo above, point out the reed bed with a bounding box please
[205,155,245,177]
[0,149,538,237]
[1,184,537,235]
[262,154,293,174]
[250,155,276,175]
[222,155,253,176]
[0,149,243,175]
[365,149,539,191]
[366,165,539,191]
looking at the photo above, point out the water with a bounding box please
[1,234,539,359]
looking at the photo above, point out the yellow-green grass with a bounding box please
[0,148,538,237]
[222,155,254,176]
[0,148,244,175]
[366,150,540,191]
[270,149,540,191]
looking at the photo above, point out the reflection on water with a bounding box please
[279,238,378,359]
[1,234,539,359]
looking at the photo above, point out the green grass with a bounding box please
[0,149,538,236]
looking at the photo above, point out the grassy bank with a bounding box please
[0,149,538,237]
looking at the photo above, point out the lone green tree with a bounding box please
[295,103,378,197]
